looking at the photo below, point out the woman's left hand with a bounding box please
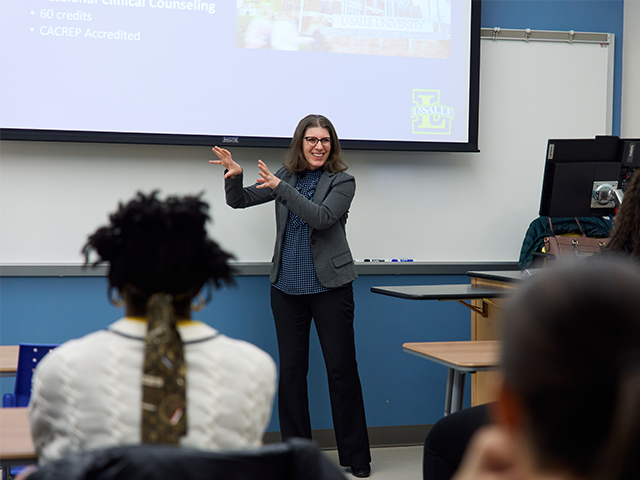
[256,160,281,190]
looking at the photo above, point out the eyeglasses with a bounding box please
[304,137,331,147]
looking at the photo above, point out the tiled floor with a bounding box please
[323,445,424,480]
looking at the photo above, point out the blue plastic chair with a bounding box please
[2,343,58,408]
[2,344,57,479]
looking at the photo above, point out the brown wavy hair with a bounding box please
[606,170,640,258]
[283,114,349,174]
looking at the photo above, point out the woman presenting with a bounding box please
[210,114,371,478]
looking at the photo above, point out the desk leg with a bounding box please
[444,369,466,416]
[450,370,466,415]
[444,369,454,416]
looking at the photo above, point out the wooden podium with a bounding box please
[468,271,523,405]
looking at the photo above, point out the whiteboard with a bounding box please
[0,33,614,265]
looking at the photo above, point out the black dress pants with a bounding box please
[270,284,371,467]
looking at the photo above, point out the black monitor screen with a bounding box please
[539,137,623,218]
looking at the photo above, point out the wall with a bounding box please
[622,0,640,137]
[0,1,629,433]
[481,0,624,136]
[0,273,474,432]
[0,5,623,266]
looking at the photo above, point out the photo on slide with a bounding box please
[237,0,451,58]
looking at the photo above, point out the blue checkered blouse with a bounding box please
[273,169,329,295]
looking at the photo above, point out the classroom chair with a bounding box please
[2,343,58,408]
[2,344,57,480]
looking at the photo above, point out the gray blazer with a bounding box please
[225,168,358,288]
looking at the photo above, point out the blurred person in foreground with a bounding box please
[452,257,640,480]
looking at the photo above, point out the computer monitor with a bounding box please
[538,136,624,217]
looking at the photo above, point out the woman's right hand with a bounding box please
[210,146,243,179]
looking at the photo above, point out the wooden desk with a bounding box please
[403,341,500,415]
[372,271,528,407]
[0,345,19,377]
[0,408,36,468]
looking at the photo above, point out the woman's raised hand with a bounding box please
[210,146,243,179]
[256,159,281,190]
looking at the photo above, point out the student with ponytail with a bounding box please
[28,191,277,465]
[452,257,640,480]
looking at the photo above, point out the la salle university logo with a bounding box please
[411,90,454,135]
